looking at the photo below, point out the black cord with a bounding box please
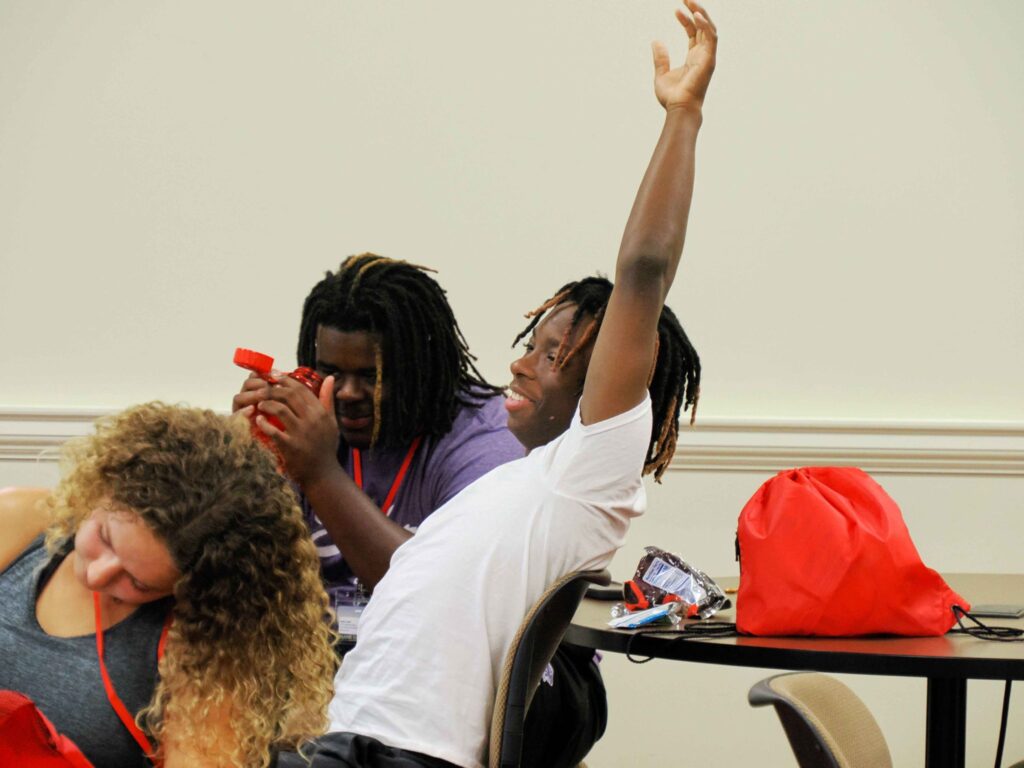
[994,680,1012,768]
[625,622,739,664]
[950,605,1024,642]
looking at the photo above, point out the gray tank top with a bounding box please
[0,535,171,768]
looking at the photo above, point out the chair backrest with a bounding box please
[748,673,893,768]
[488,569,610,768]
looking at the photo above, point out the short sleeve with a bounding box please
[539,397,652,505]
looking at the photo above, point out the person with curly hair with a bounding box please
[0,402,337,768]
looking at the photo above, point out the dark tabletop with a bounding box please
[565,573,1024,680]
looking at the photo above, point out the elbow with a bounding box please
[616,252,671,297]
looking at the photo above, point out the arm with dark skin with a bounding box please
[581,0,717,426]
[233,376,410,590]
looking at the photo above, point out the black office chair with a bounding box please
[749,672,893,768]
[488,569,611,768]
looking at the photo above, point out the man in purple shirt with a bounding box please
[233,254,522,603]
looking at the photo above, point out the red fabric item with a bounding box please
[736,466,969,636]
[0,690,94,768]
[93,593,163,766]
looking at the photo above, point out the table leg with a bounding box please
[925,677,967,768]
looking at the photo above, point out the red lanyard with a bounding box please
[93,592,171,768]
[351,436,422,517]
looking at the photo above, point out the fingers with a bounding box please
[319,375,336,414]
[679,0,718,73]
[674,8,696,41]
[244,372,282,389]
[240,375,270,394]
[256,399,299,434]
[691,9,716,41]
[657,0,718,78]
[263,375,336,434]
[255,411,286,442]
[651,40,670,78]
[255,378,339,482]
[684,0,716,35]
[677,0,717,54]
[266,374,318,411]
[233,374,271,410]
[233,387,267,413]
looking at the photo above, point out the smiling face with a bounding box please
[73,503,180,605]
[315,325,382,449]
[506,304,595,451]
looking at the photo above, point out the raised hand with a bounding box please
[652,0,718,113]
[581,1,717,427]
[232,373,272,414]
[255,374,341,488]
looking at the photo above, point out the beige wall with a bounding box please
[2,0,1022,421]
[2,1,1023,765]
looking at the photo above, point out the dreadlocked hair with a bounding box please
[298,253,503,449]
[513,276,701,482]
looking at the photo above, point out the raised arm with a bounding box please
[580,0,717,426]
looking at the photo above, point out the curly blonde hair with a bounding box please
[46,402,336,768]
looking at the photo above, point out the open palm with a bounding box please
[653,0,718,111]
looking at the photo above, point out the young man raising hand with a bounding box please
[285,3,718,766]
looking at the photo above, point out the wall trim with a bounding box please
[0,408,114,466]
[3,408,1024,477]
[672,417,1024,476]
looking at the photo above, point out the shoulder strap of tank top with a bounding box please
[93,591,170,768]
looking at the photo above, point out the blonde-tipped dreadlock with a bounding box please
[513,275,701,482]
[348,255,389,301]
[371,343,384,447]
[558,306,602,367]
[299,253,502,449]
[523,288,571,322]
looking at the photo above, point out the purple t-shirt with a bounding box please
[300,393,523,598]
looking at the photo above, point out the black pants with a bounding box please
[279,643,606,768]
[521,643,607,768]
[276,734,457,768]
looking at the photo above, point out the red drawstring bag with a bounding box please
[0,691,94,768]
[736,466,969,636]
[0,597,169,768]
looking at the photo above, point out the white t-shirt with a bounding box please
[327,397,651,768]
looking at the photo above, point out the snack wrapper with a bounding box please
[626,546,727,620]
[607,602,683,629]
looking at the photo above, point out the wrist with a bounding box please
[664,101,704,126]
[294,456,346,494]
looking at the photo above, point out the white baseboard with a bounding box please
[3,408,1023,477]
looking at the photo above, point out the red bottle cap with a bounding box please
[234,348,274,376]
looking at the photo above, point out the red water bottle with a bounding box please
[234,348,324,451]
